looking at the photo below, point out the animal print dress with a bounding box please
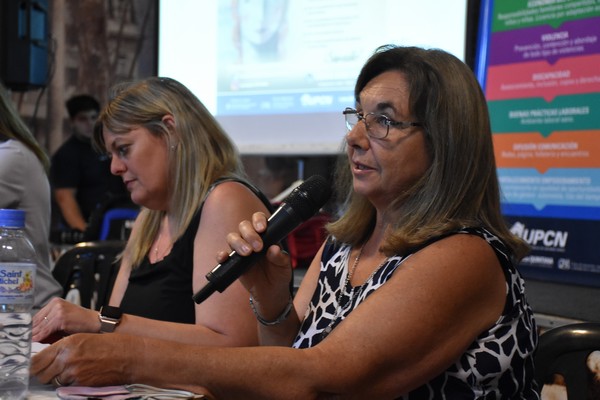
[292,227,540,399]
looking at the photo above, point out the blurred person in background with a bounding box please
[50,94,127,239]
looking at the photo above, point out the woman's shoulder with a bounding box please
[206,178,268,205]
[0,140,38,170]
[201,177,272,221]
[456,226,512,264]
[402,227,511,276]
[321,236,347,257]
[0,139,25,157]
[208,178,255,195]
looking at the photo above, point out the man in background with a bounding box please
[50,94,127,240]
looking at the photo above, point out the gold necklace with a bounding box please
[153,233,172,261]
[153,233,161,259]
[319,245,364,339]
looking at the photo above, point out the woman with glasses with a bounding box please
[32,46,540,398]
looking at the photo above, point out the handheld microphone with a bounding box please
[192,175,332,304]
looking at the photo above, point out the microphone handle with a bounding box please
[192,203,302,303]
[192,251,263,303]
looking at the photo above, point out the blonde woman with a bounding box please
[33,77,271,347]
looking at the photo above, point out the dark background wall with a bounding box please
[1,0,158,154]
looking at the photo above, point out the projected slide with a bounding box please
[214,1,465,117]
[159,0,467,154]
[216,1,358,116]
[478,1,600,285]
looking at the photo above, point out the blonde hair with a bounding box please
[94,77,245,266]
[328,46,529,261]
[0,83,49,172]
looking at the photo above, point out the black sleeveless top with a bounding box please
[119,178,272,323]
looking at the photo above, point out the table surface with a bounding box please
[27,379,58,399]
[29,342,58,399]
[27,345,205,399]
[26,380,207,399]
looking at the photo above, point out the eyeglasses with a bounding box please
[343,107,422,139]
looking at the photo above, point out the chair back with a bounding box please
[536,322,600,400]
[52,240,125,310]
[84,193,139,241]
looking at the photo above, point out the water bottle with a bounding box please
[0,209,36,400]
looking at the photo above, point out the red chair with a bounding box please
[286,212,330,269]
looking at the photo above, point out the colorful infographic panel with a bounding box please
[477,0,600,286]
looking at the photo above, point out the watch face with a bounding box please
[101,306,123,319]
[99,306,122,333]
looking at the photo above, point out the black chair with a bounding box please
[536,322,600,400]
[52,240,125,310]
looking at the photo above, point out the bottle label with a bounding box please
[0,262,36,304]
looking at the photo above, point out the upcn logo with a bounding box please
[510,222,568,248]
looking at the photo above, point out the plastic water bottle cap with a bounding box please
[0,209,26,228]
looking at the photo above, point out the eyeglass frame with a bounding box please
[342,107,423,139]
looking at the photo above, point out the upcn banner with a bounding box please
[476,0,600,287]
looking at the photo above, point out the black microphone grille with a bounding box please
[283,175,332,221]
